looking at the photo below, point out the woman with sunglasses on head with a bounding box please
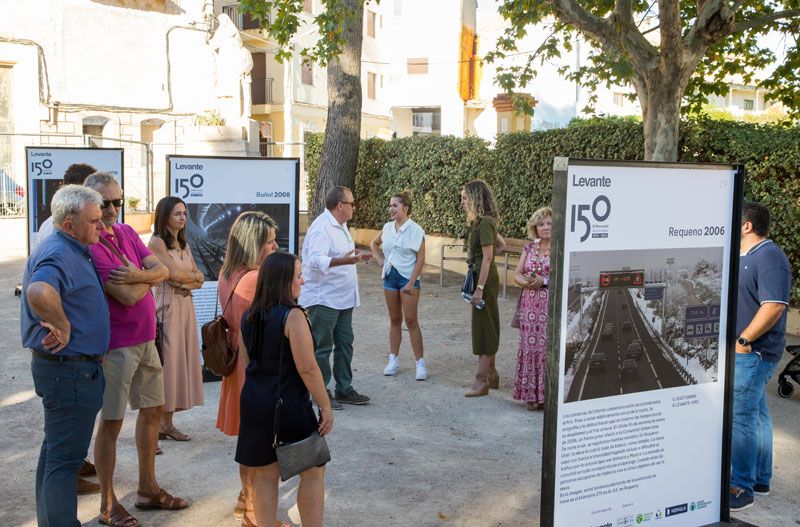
[214,211,286,527]
[512,207,552,411]
[148,197,205,441]
[371,190,427,380]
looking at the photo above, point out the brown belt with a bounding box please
[170,286,192,297]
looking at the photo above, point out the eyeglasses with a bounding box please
[101,198,124,209]
[340,201,356,207]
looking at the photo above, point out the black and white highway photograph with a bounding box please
[185,203,290,281]
[563,247,724,403]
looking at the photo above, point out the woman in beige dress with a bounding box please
[148,196,205,441]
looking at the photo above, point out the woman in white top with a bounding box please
[370,191,427,380]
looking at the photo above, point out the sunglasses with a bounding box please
[340,201,356,207]
[101,198,124,209]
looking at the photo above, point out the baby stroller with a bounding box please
[777,345,800,398]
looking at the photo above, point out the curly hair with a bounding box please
[462,179,499,223]
[526,206,552,239]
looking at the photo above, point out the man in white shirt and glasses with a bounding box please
[300,186,372,409]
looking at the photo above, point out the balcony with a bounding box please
[222,4,262,30]
[252,78,275,105]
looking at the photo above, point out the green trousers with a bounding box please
[307,305,354,396]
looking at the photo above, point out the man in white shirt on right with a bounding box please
[300,186,372,409]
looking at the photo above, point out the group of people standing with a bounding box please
[22,167,205,527]
[21,168,554,527]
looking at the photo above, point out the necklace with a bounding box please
[530,239,550,275]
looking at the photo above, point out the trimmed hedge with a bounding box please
[306,118,800,302]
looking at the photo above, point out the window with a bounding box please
[407,57,428,75]
[302,60,313,86]
[412,107,441,136]
[0,66,13,179]
[367,72,376,99]
[303,0,313,13]
[613,92,625,107]
[394,0,403,16]
[743,99,754,111]
[367,11,376,38]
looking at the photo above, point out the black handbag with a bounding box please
[268,308,331,482]
[461,264,476,296]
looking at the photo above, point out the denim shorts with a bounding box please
[383,266,420,291]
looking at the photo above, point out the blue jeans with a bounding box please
[730,351,778,495]
[382,266,420,291]
[31,356,105,527]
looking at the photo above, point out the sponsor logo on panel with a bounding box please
[665,504,688,517]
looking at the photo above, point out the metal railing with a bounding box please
[439,243,521,300]
[252,77,274,105]
[222,4,264,30]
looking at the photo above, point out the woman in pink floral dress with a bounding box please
[512,207,552,410]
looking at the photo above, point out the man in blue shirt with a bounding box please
[21,185,110,527]
[730,202,792,512]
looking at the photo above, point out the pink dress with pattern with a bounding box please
[512,240,550,403]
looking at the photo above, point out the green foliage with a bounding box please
[193,111,225,126]
[238,0,368,65]
[490,1,800,119]
[306,118,800,302]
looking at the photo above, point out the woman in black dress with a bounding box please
[236,252,334,527]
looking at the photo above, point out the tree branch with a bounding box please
[733,9,800,34]
[547,0,613,41]
[683,0,735,65]
[658,0,682,60]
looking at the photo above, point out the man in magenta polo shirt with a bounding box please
[85,173,189,526]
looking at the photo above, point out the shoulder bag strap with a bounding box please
[97,234,126,263]
[272,306,294,448]
[219,270,248,319]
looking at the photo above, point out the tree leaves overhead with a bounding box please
[490,0,800,119]
[238,0,368,65]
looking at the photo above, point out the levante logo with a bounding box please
[570,194,611,242]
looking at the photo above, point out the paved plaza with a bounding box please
[0,218,797,526]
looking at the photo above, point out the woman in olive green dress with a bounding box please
[460,179,502,397]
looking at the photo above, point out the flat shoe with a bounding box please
[79,458,97,477]
[77,476,100,495]
[155,445,163,455]
[99,503,140,527]
[135,488,189,510]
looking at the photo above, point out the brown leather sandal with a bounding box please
[234,489,246,519]
[158,426,191,441]
[134,488,189,510]
[99,503,140,527]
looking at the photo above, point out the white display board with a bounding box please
[166,155,300,331]
[543,158,743,527]
[26,146,124,254]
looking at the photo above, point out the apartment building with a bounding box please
[214,0,393,158]
[0,0,263,207]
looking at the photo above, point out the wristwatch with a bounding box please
[477,284,485,291]
[736,336,751,346]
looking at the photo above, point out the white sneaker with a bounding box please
[384,354,399,376]
[415,359,428,381]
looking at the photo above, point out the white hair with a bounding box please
[51,185,103,226]
[83,171,119,191]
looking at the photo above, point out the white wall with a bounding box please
[0,0,216,114]
[386,0,466,136]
